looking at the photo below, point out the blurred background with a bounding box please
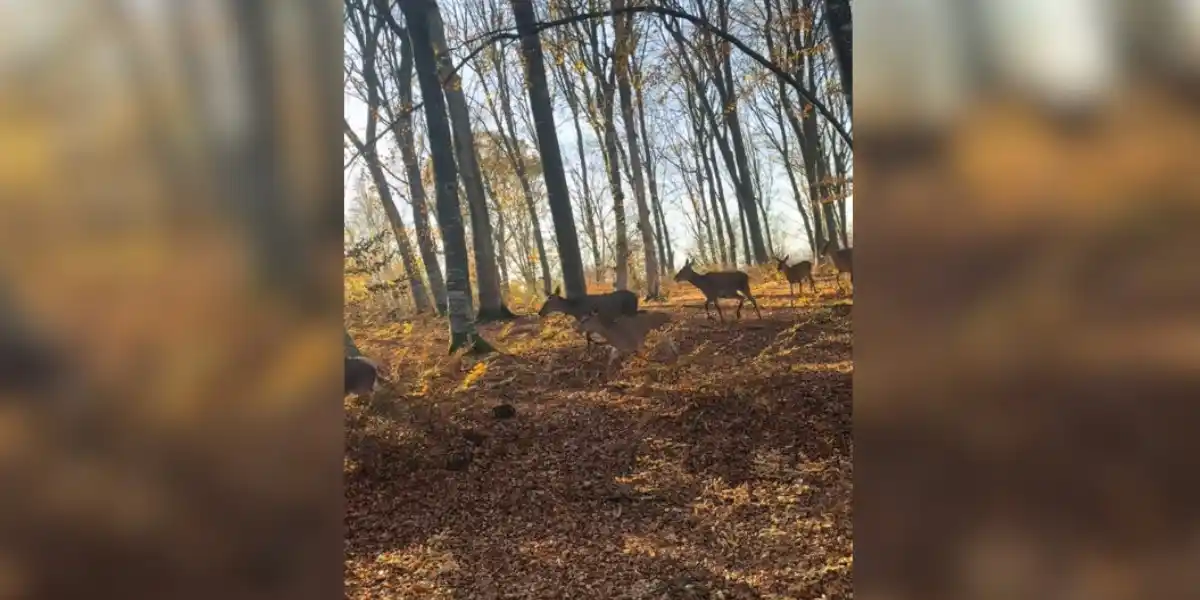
[0,1,343,598]
[1,0,1199,598]
[855,0,1200,599]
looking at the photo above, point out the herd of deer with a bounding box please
[537,241,853,370]
[345,243,852,393]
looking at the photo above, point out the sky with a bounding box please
[343,3,854,266]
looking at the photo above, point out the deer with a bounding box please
[673,258,762,321]
[820,240,853,293]
[345,355,385,397]
[574,309,676,371]
[774,255,815,304]
[537,285,639,349]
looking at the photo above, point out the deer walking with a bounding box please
[537,286,639,348]
[820,241,853,294]
[574,310,676,372]
[673,259,762,321]
[774,255,815,305]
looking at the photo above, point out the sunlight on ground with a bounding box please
[345,277,852,598]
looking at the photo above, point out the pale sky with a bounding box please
[342,4,854,265]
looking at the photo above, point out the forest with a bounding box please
[344,0,853,597]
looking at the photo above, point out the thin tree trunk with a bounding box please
[386,25,447,313]
[600,65,629,290]
[418,0,513,319]
[612,0,660,297]
[480,170,511,291]
[511,0,588,298]
[633,53,672,275]
[684,84,727,266]
[553,59,603,283]
[706,133,738,266]
[486,48,553,294]
[344,14,430,313]
[399,0,492,353]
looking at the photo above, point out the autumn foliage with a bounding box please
[345,277,852,598]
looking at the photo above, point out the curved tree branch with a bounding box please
[346,0,851,172]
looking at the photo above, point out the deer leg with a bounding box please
[747,293,762,319]
[735,296,745,319]
[789,282,795,305]
[713,299,725,322]
[703,299,715,320]
[808,275,817,294]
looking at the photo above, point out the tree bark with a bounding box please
[399,0,493,353]
[484,46,554,294]
[823,0,853,110]
[551,56,604,282]
[386,26,447,313]
[611,0,660,297]
[345,12,431,313]
[510,0,588,299]
[419,0,513,320]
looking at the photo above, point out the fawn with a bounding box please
[774,255,815,304]
[574,310,675,371]
[673,259,762,321]
[537,285,639,348]
[820,241,853,293]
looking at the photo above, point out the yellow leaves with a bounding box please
[573,60,587,75]
[457,360,488,391]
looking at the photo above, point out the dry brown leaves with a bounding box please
[346,279,853,599]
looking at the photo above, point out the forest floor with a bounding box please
[345,273,853,599]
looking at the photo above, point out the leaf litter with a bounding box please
[346,280,853,599]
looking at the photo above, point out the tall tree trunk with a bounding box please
[480,170,511,291]
[600,67,629,290]
[418,0,513,319]
[611,0,660,297]
[633,53,672,275]
[823,0,853,110]
[399,0,492,353]
[684,84,727,266]
[510,0,588,299]
[749,147,775,257]
[387,26,447,313]
[667,24,755,264]
[345,13,431,313]
[553,60,604,283]
[706,134,738,266]
[486,50,553,295]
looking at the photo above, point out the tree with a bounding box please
[383,0,516,320]
[399,0,494,354]
[382,24,449,314]
[611,0,661,297]
[509,0,588,299]
[344,3,432,313]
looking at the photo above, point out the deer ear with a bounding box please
[783,255,789,262]
[552,285,561,296]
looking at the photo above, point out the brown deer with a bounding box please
[820,241,853,293]
[537,286,639,348]
[673,259,762,321]
[774,255,815,304]
[574,310,676,371]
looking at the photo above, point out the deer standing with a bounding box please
[673,259,762,321]
[774,255,815,304]
[820,241,853,294]
[537,286,639,348]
